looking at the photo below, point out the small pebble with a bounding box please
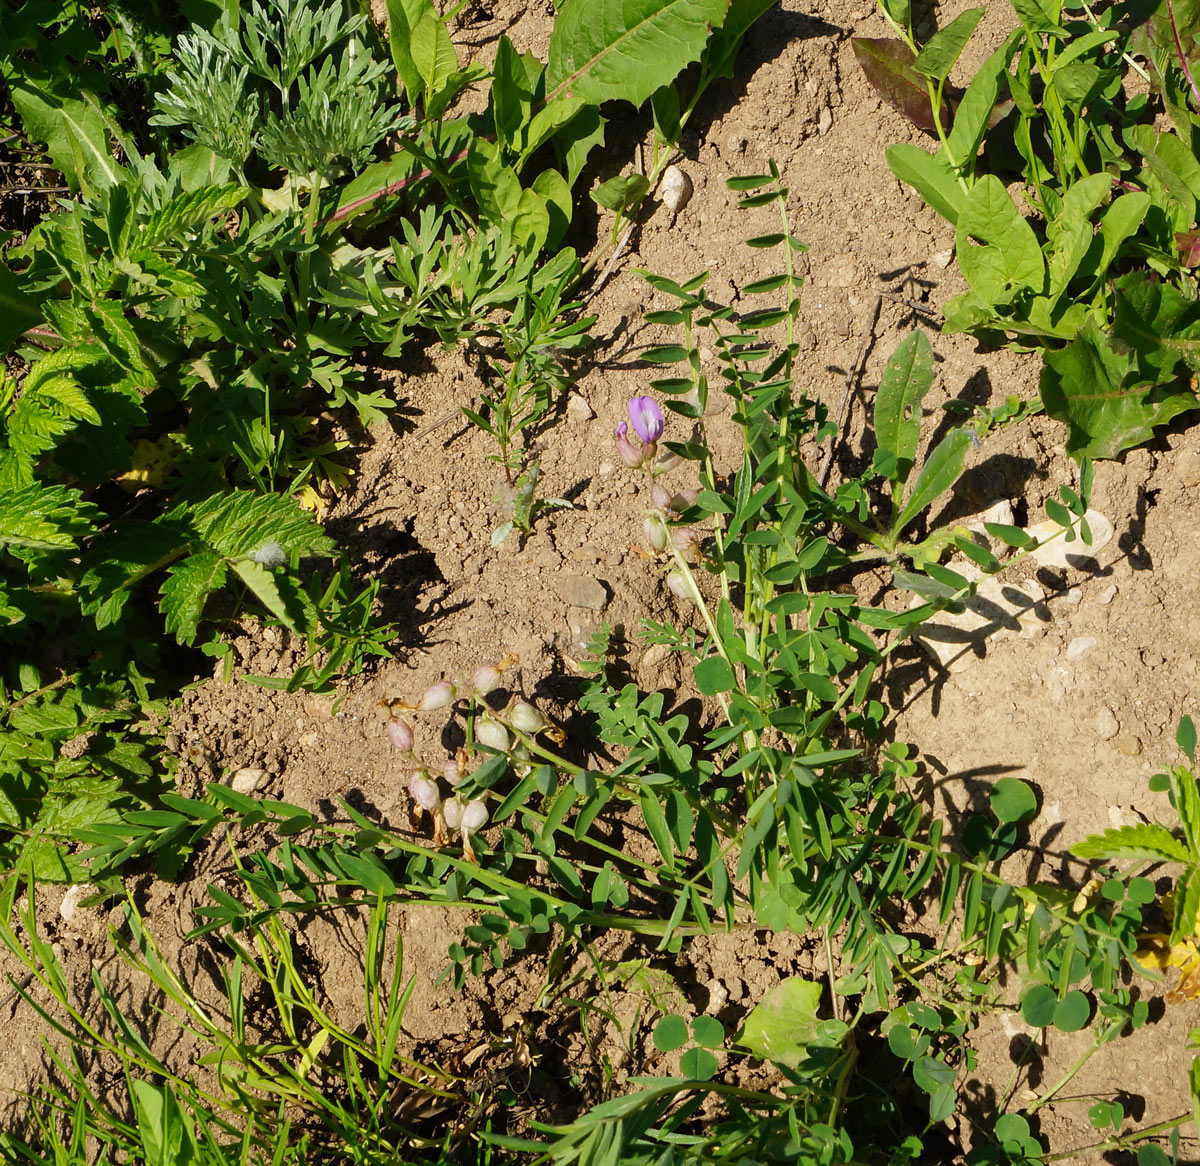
[231,767,269,794]
[817,107,833,135]
[1115,735,1143,757]
[1066,635,1097,661]
[1094,707,1120,741]
[567,394,594,421]
[1175,445,1200,488]
[704,977,729,1015]
[553,574,608,611]
[59,884,99,930]
[660,164,693,213]
[1061,587,1083,606]
[1098,584,1118,605]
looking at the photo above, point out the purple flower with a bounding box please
[628,396,664,444]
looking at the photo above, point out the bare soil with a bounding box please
[4,2,1199,1161]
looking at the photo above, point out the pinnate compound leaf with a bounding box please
[1040,319,1198,459]
[874,329,933,494]
[738,977,822,1067]
[1070,823,1191,864]
[0,482,98,551]
[190,491,335,559]
[136,184,247,249]
[547,0,731,109]
[853,38,941,133]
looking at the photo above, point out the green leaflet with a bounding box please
[547,0,731,108]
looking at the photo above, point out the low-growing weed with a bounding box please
[858,0,1200,459]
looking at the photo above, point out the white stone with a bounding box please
[59,883,99,930]
[567,394,594,421]
[1066,636,1097,661]
[231,767,269,794]
[660,165,693,213]
[1094,707,1120,741]
[1026,509,1114,571]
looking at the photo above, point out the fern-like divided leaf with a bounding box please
[0,482,98,551]
[1070,823,1192,864]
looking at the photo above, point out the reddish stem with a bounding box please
[1168,0,1200,110]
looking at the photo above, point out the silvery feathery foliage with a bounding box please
[152,0,409,177]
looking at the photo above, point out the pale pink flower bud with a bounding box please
[671,489,699,511]
[475,716,510,753]
[460,799,488,833]
[443,797,462,831]
[444,757,462,786]
[472,664,503,696]
[667,569,700,604]
[643,514,668,553]
[408,773,441,813]
[509,700,547,734]
[670,525,701,559]
[615,422,650,468]
[654,446,682,473]
[417,680,456,711]
[651,482,673,510]
[386,716,414,752]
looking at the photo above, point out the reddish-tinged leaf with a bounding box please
[1178,229,1200,267]
[853,37,943,134]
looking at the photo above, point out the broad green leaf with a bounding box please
[1070,823,1191,864]
[694,656,735,694]
[893,428,972,537]
[955,174,1046,305]
[1085,191,1151,296]
[874,329,933,495]
[653,1014,688,1051]
[1112,270,1200,376]
[913,8,984,83]
[384,0,428,104]
[945,32,1018,165]
[1053,990,1091,1032]
[468,138,522,226]
[1178,715,1197,763]
[546,0,731,109]
[190,491,334,559]
[231,560,298,631]
[853,38,940,133]
[6,79,118,195]
[0,262,44,352]
[679,1047,719,1079]
[1009,0,1061,34]
[1040,319,1197,459]
[738,977,823,1067]
[886,142,965,224]
[409,9,459,101]
[1045,173,1111,299]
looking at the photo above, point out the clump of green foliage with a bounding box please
[857,0,1200,459]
